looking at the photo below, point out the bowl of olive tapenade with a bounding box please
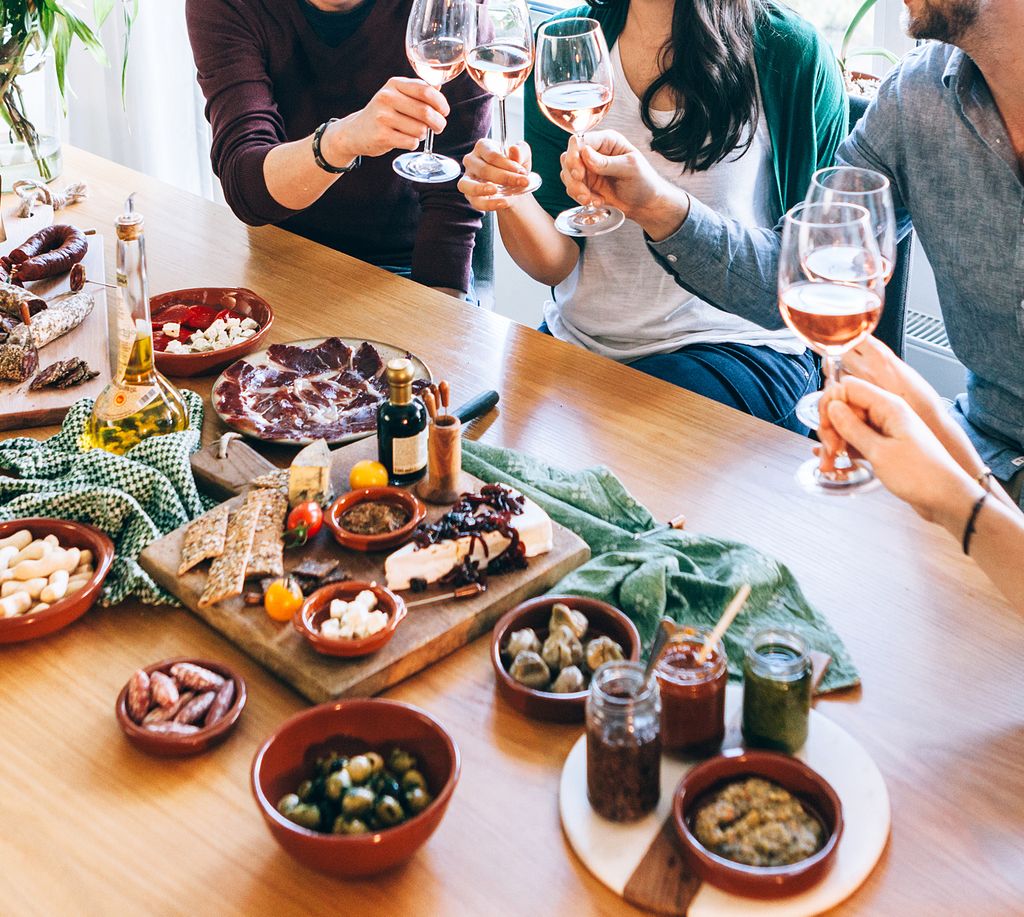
[326,487,426,552]
[251,698,459,877]
[672,749,843,898]
[490,595,641,723]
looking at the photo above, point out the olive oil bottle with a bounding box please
[377,358,427,485]
[86,195,188,454]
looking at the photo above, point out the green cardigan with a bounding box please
[524,1,849,222]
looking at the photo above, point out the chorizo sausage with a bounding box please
[9,225,88,281]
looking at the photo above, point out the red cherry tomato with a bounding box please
[285,502,324,547]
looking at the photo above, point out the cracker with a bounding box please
[178,504,230,576]
[244,487,288,579]
[198,503,259,607]
[248,469,288,492]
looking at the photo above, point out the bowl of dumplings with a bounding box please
[490,595,641,723]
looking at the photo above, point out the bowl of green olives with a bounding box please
[251,698,459,877]
[491,595,641,723]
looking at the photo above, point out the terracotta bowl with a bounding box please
[294,581,407,658]
[672,748,843,898]
[491,594,641,724]
[115,657,247,758]
[325,487,426,553]
[0,518,114,645]
[251,699,460,877]
[151,287,274,378]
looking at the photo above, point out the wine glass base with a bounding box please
[554,205,625,238]
[795,391,822,431]
[392,152,462,184]
[795,457,882,497]
[491,171,543,198]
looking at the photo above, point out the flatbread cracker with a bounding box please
[198,503,260,607]
[249,469,288,492]
[178,505,230,576]
[245,487,288,579]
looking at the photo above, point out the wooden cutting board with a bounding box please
[0,220,109,431]
[139,438,591,703]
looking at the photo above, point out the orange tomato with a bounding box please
[264,578,304,622]
[349,459,389,490]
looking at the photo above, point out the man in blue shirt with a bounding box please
[557,0,1024,504]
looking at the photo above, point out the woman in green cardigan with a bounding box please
[459,0,847,433]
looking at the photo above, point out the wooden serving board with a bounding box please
[140,438,590,703]
[0,221,109,431]
[559,687,891,917]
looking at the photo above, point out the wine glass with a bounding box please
[778,202,885,496]
[466,0,541,196]
[534,17,624,237]
[795,166,896,429]
[394,0,473,184]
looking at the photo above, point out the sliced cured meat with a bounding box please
[315,337,353,370]
[267,342,328,373]
[353,341,384,380]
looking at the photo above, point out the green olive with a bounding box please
[332,815,370,835]
[402,769,427,792]
[287,803,321,830]
[375,795,405,827]
[325,769,352,800]
[405,786,432,814]
[388,748,417,775]
[346,754,372,784]
[276,793,301,816]
[341,786,376,816]
[364,751,385,775]
[297,779,315,802]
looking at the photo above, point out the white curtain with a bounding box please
[64,0,220,202]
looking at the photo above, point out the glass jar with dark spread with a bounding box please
[586,661,661,822]
[741,628,812,754]
[655,627,727,757]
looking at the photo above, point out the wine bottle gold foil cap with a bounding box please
[386,358,414,405]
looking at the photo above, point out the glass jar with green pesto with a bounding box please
[741,629,812,754]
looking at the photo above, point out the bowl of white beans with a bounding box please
[0,518,114,644]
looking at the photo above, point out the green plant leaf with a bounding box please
[847,47,902,67]
[841,0,878,65]
[94,0,116,27]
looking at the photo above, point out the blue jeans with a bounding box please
[538,323,818,435]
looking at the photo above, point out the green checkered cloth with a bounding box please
[462,439,858,693]
[0,393,212,606]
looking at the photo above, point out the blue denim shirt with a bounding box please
[646,42,1024,500]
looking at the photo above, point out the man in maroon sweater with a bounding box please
[186,0,491,297]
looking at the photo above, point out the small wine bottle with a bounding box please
[86,194,189,454]
[377,359,427,486]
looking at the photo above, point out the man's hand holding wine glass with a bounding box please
[459,139,534,209]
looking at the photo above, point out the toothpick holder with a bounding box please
[416,415,463,504]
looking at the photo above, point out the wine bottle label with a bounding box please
[101,385,160,422]
[114,294,134,384]
[392,431,427,475]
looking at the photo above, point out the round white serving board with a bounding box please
[559,687,890,917]
[212,337,431,446]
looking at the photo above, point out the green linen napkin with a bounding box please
[462,439,858,693]
[0,393,212,606]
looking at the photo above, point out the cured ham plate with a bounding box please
[211,337,431,446]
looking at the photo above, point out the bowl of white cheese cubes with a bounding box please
[150,288,274,377]
[295,581,408,658]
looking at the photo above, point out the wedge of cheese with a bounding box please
[288,438,332,507]
[384,490,553,591]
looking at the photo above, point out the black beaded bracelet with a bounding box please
[312,119,361,174]
[962,489,990,555]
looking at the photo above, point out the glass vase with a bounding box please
[0,45,63,183]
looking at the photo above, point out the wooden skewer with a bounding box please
[697,583,751,664]
[406,582,485,608]
[439,380,450,417]
[635,513,687,539]
[422,389,438,421]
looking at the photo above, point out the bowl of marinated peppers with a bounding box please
[251,698,460,876]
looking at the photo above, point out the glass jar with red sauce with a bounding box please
[655,627,727,757]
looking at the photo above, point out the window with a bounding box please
[787,0,873,54]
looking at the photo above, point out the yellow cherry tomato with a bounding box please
[264,577,304,622]
[349,459,389,490]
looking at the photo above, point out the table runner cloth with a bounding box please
[0,393,210,605]
[462,439,858,693]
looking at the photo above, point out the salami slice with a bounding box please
[30,358,81,390]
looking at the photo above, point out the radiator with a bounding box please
[904,309,967,400]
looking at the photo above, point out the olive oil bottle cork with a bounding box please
[86,194,189,454]
[376,358,427,486]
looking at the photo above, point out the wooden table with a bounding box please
[1,149,1021,915]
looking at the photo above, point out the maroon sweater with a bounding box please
[186,0,491,291]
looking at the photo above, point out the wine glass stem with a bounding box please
[423,127,436,159]
[497,97,509,156]
[576,132,596,216]
[823,354,851,465]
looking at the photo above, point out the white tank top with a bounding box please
[543,44,803,361]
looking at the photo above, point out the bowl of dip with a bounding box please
[325,487,426,553]
[673,748,843,898]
